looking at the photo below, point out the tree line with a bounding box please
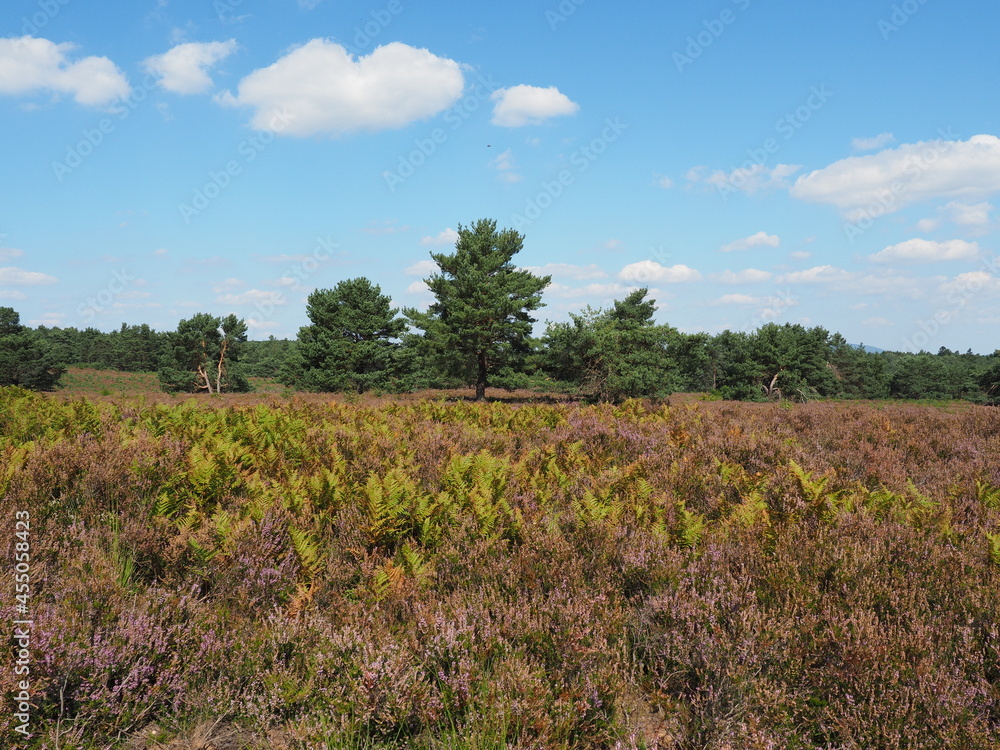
[2,219,998,403]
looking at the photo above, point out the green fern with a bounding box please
[289,525,324,580]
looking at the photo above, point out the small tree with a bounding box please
[404,219,550,400]
[542,289,678,402]
[280,278,405,393]
[0,307,65,390]
[158,313,250,393]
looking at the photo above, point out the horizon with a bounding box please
[1,0,997,355]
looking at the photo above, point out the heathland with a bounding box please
[1,379,999,748]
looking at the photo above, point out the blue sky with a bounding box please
[1,0,998,353]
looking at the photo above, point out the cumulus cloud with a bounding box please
[852,132,894,151]
[406,280,430,294]
[0,266,57,285]
[791,134,1000,216]
[217,40,464,136]
[710,268,773,284]
[490,84,579,127]
[942,200,993,227]
[405,260,438,276]
[618,261,701,283]
[0,248,24,261]
[720,231,780,252]
[869,238,981,263]
[0,36,129,107]
[521,263,608,280]
[420,228,459,246]
[940,271,1000,296]
[144,40,237,94]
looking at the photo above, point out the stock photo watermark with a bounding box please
[19,0,71,36]
[511,117,627,230]
[716,85,832,200]
[878,0,931,39]
[251,235,340,325]
[747,289,797,330]
[12,509,33,738]
[382,74,500,192]
[76,268,137,324]
[178,109,296,223]
[842,127,957,243]
[51,74,160,182]
[901,254,999,353]
[673,0,752,73]
[546,0,587,30]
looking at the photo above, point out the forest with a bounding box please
[1,220,997,403]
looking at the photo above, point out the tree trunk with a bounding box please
[475,351,487,401]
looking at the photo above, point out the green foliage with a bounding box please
[0,307,65,390]
[404,219,550,400]
[158,313,250,393]
[281,278,406,393]
[542,289,679,402]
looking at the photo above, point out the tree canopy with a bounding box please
[280,278,406,393]
[404,219,550,400]
[157,313,250,393]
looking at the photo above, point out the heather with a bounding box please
[2,387,999,748]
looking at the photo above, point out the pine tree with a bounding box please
[280,278,405,393]
[405,219,550,400]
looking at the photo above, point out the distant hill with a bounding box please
[853,344,885,354]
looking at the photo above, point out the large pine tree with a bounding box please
[405,219,550,400]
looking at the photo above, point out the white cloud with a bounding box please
[144,40,237,95]
[420,228,459,246]
[211,277,245,292]
[720,231,780,252]
[618,261,701,283]
[490,84,579,127]
[711,293,762,306]
[490,148,522,182]
[940,271,1000,295]
[406,280,430,294]
[521,263,608,280]
[217,289,284,305]
[152,248,169,257]
[247,318,283,332]
[701,163,801,195]
[0,290,27,300]
[791,134,1000,216]
[654,174,674,189]
[916,218,941,233]
[869,238,980,263]
[710,268,773,284]
[547,282,644,300]
[788,250,812,260]
[0,266,57,285]
[0,248,24,261]
[218,39,464,136]
[0,36,130,107]
[852,132,894,151]
[942,200,993,227]
[778,265,855,285]
[405,260,438,276]
[862,316,893,327]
